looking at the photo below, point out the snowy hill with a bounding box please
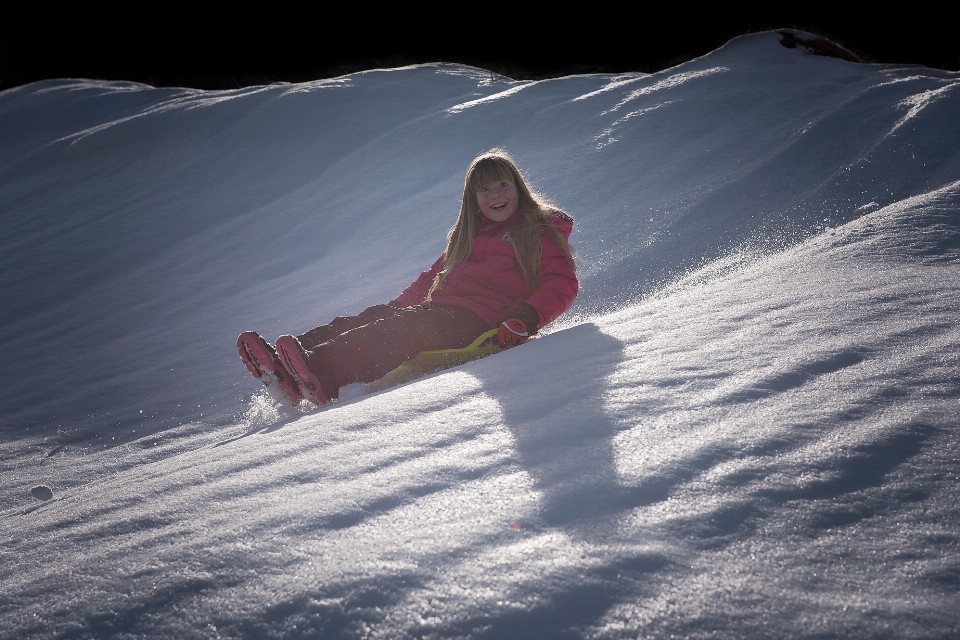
[2,31,959,638]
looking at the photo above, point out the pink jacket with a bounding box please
[394,211,578,328]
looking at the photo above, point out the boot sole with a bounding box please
[275,335,329,407]
[237,331,304,406]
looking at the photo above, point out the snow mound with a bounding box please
[2,31,959,639]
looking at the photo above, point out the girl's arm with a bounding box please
[392,253,445,307]
[498,239,577,345]
[508,211,578,333]
[523,242,579,330]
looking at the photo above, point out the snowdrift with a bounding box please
[2,31,959,639]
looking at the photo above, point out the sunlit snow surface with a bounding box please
[2,32,959,638]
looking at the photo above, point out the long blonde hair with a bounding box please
[430,149,576,297]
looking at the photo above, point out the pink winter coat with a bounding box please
[394,210,578,328]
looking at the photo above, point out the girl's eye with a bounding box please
[500,182,508,188]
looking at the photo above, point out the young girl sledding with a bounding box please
[238,149,579,407]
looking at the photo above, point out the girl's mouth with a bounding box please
[491,203,506,210]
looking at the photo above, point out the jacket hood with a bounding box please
[548,210,574,239]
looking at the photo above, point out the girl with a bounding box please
[238,149,578,407]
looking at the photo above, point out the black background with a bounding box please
[2,6,958,91]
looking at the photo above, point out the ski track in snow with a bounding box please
[2,31,959,639]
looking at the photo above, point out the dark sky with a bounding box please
[2,7,958,91]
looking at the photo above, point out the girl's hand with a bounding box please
[499,318,530,347]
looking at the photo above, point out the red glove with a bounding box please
[498,318,529,347]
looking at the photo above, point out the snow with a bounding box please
[2,30,959,638]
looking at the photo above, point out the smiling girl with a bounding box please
[238,148,578,407]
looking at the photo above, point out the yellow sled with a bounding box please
[363,329,501,393]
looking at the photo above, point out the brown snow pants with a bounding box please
[296,303,490,398]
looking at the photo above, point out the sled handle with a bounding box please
[465,328,499,350]
[416,328,499,357]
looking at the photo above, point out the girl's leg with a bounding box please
[296,304,398,350]
[305,304,490,398]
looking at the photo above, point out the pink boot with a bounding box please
[274,335,329,407]
[237,331,304,406]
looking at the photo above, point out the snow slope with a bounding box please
[1,31,959,638]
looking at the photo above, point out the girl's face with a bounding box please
[475,178,519,223]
